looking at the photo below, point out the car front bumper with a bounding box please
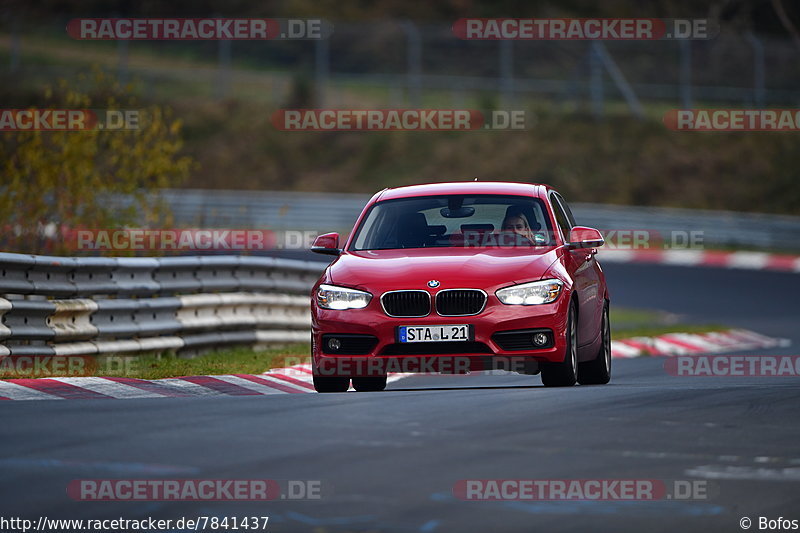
[311,292,570,377]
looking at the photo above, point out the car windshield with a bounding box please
[350,195,554,251]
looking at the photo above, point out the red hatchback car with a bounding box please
[310,181,611,392]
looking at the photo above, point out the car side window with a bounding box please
[550,194,572,242]
[554,193,577,227]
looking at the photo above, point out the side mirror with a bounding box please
[311,232,341,256]
[567,226,604,249]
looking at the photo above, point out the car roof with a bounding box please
[376,181,551,202]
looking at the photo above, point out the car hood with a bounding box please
[328,247,561,291]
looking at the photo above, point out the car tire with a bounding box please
[541,300,578,387]
[351,376,388,392]
[578,301,612,385]
[313,375,350,393]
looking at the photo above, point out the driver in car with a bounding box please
[500,211,538,246]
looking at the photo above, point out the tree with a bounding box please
[0,67,193,255]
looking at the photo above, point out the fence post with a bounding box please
[9,16,20,72]
[216,38,232,100]
[746,31,766,107]
[589,43,604,119]
[400,21,422,107]
[315,36,329,107]
[500,39,514,107]
[118,39,129,84]
[679,39,693,109]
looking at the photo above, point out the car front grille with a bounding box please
[435,289,487,316]
[381,291,430,317]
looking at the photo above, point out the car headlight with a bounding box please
[495,279,563,305]
[316,284,372,310]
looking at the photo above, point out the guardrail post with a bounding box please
[315,35,329,107]
[746,31,766,107]
[400,20,422,107]
[216,38,232,100]
[589,43,604,119]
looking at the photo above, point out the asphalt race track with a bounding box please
[2,263,799,533]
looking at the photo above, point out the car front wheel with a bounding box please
[313,375,350,393]
[352,376,387,392]
[541,300,578,387]
[578,301,611,385]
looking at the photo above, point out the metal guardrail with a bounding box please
[130,189,800,251]
[0,253,324,357]
[571,204,800,251]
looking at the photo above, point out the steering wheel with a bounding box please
[496,231,535,247]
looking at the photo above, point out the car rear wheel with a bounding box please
[313,375,350,393]
[352,376,387,392]
[541,300,578,387]
[578,301,611,385]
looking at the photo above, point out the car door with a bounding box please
[550,192,603,348]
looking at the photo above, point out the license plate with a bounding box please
[398,325,471,343]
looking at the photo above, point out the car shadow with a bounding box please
[383,384,543,392]
[382,383,620,392]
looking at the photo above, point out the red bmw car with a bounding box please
[310,181,611,392]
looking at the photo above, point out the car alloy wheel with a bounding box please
[577,301,611,385]
[541,300,578,387]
